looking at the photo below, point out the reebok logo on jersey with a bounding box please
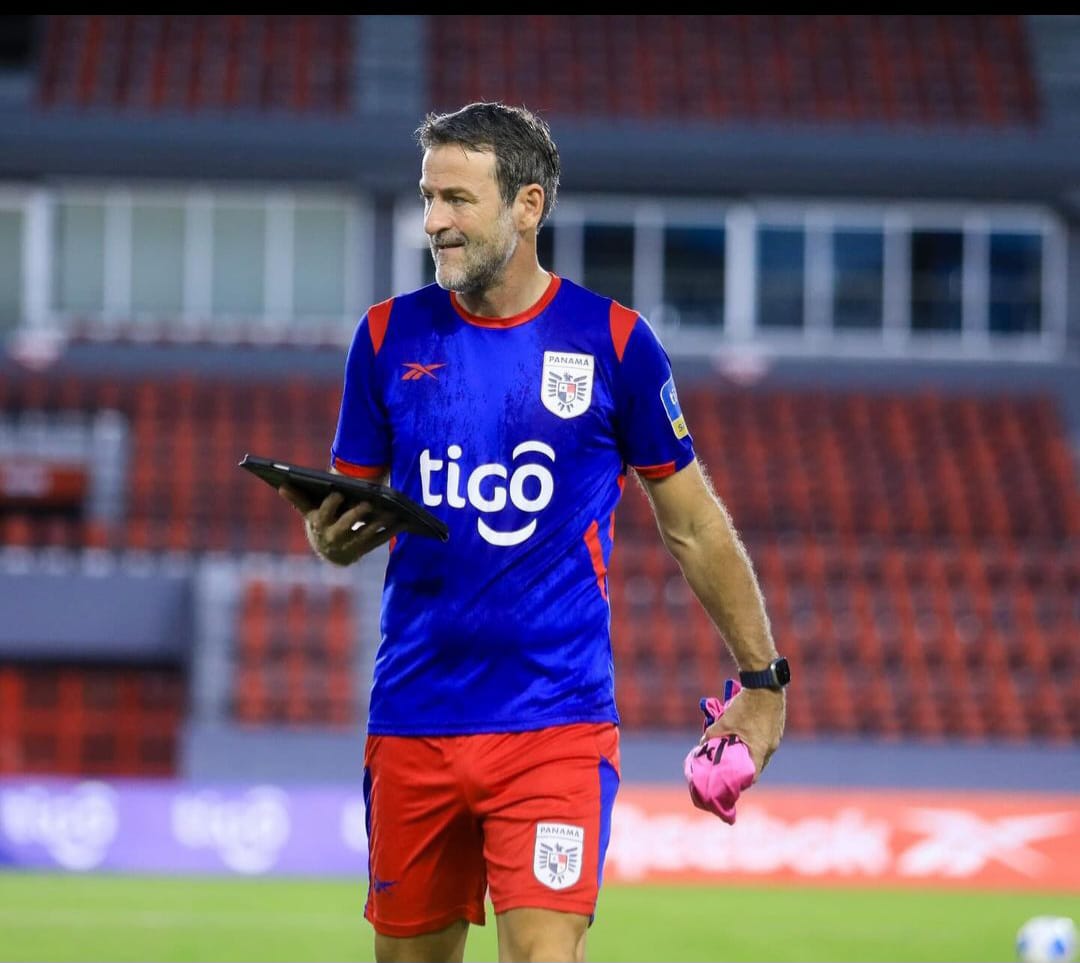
[541,351,594,419]
[401,362,446,381]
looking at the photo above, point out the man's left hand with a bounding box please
[702,687,786,780]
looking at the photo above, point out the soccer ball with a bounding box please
[1016,916,1078,963]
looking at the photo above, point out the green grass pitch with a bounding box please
[0,872,1074,961]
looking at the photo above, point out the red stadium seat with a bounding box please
[3,366,1076,745]
[0,664,183,777]
[37,15,354,115]
[428,15,1038,129]
[229,577,358,728]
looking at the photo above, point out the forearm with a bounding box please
[663,506,776,672]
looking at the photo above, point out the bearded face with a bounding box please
[421,145,524,296]
[430,201,519,295]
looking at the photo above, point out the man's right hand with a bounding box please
[278,485,404,566]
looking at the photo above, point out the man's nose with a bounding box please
[424,199,452,237]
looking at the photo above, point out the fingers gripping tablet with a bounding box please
[238,454,450,542]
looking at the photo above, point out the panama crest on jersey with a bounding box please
[533,822,584,890]
[542,351,594,419]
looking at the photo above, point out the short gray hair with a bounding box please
[416,102,560,227]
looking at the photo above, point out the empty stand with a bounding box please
[677,387,1080,542]
[609,532,1077,743]
[0,370,344,555]
[0,662,185,776]
[37,15,353,114]
[2,368,1077,744]
[230,578,358,728]
[429,15,1038,128]
[610,383,1077,742]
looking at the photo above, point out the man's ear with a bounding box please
[515,183,545,231]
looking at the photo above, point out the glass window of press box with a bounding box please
[393,195,1063,358]
[43,187,370,338]
[0,186,1066,357]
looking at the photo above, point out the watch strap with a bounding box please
[738,656,790,690]
[738,667,778,689]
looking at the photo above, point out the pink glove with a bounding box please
[683,679,756,824]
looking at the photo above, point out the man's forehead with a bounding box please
[421,144,497,187]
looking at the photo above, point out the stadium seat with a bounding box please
[0,663,184,776]
[3,367,1076,744]
[230,578,358,728]
[37,15,354,114]
[428,15,1038,129]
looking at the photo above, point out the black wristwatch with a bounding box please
[739,657,791,691]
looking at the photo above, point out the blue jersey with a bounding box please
[332,274,695,735]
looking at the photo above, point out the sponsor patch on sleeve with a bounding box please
[660,376,689,439]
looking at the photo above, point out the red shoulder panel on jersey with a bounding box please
[332,456,387,480]
[367,298,394,356]
[633,461,677,480]
[609,301,638,363]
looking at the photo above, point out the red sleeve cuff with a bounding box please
[632,460,677,480]
[332,456,387,480]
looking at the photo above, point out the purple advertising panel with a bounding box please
[0,778,369,876]
[8,778,1075,889]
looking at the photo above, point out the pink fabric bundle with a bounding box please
[683,679,757,824]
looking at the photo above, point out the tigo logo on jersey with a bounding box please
[542,351,594,419]
[420,441,556,547]
[661,376,689,439]
[534,822,584,890]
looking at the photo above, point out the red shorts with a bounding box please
[362,722,620,938]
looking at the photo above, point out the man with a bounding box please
[279,102,786,963]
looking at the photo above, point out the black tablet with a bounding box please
[238,454,449,543]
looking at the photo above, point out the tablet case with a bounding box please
[238,454,449,542]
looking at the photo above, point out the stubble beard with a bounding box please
[432,211,519,296]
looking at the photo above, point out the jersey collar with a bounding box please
[450,273,561,329]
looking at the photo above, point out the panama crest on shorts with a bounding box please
[533,822,584,890]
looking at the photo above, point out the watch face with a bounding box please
[773,658,791,686]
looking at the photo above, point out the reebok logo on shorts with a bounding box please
[533,822,584,890]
